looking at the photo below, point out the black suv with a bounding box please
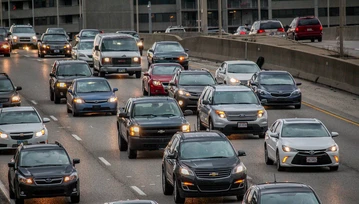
[37,33,72,58]
[49,60,92,104]
[8,142,80,204]
[0,73,22,107]
[117,97,192,159]
[167,69,217,111]
[162,131,247,203]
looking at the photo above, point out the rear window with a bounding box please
[260,22,282,29]
[298,18,320,26]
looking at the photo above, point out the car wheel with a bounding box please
[99,71,105,77]
[142,83,148,96]
[15,186,24,204]
[54,92,61,104]
[67,104,72,113]
[294,35,299,41]
[173,177,185,203]
[127,139,137,159]
[276,152,284,171]
[236,180,248,201]
[128,72,134,76]
[118,127,128,151]
[329,166,339,171]
[295,104,301,109]
[8,180,15,199]
[162,167,174,195]
[49,87,54,101]
[265,145,274,165]
[184,65,189,70]
[4,53,10,57]
[258,132,266,138]
[72,104,79,117]
[197,115,205,130]
[70,193,80,203]
[311,39,315,42]
[135,71,141,78]
[318,37,322,42]
[40,53,45,58]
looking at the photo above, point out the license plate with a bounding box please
[307,28,313,31]
[117,69,126,73]
[17,140,28,145]
[306,157,317,163]
[237,122,248,128]
[93,105,101,110]
[54,50,60,53]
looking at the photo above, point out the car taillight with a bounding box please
[240,31,246,35]
[295,27,299,32]
[277,28,284,32]
[258,29,265,34]
[319,26,323,31]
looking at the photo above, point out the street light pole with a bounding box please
[257,0,261,21]
[79,0,82,30]
[218,0,222,37]
[148,1,152,34]
[32,0,35,28]
[327,0,330,27]
[8,0,10,26]
[197,0,200,32]
[0,0,3,27]
[339,0,344,58]
[136,0,139,33]
[56,0,59,27]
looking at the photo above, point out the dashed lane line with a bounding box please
[30,100,37,105]
[98,157,111,166]
[50,115,58,121]
[130,186,146,196]
[71,134,82,141]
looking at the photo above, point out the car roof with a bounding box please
[258,70,289,75]
[180,131,226,141]
[116,30,137,33]
[81,29,100,31]
[211,85,252,91]
[22,144,64,150]
[0,106,35,112]
[43,33,66,36]
[156,41,180,44]
[74,77,107,82]
[259,20,282,23]
[224,60,257,65]
[47,28,65,30]
[11,24,33,27]
[281,118,322,124]
[101,33,135,39]
[255,182,314,192]
[131,96,176,103]
[57,60,89,64]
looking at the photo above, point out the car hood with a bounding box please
[78,50,92,55]
[12,33,36,37]
[178,85,206,94]
[0,123,43,133]
[181,157,238,169]
[19,165,73,178]
[226,73,254,80]
[282,137,336,150]
[259,84,296,93]
[57,76,90,83]
[0,91,14,97]
[134,117,186,127]
[76,92,114,100]
[151,75,173,82]
[101,51,139,58]
[154,52,188,58]
[212,104,263,112]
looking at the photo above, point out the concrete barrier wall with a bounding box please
[141,34,359,95]
[323,25,359,41]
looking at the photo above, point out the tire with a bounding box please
[140,50,143,56]
[135,71,141,78]
[276,152,284,171]
[162,167,174,195]
[128,72,134,76]
[142,83,148,96]
[294,35,299,41]
[208,118,214,131]
[54,92,61,104]
[318,37,322,42]
[118,127,128,151]
[127,139,137,159]
[9,183,15,199]
[197,115,205,130]
[67,104,72,113]
[258,132,265,138]
[295,104,301,109]
[329,166,339,171]
[49,87,54,101]
[15,186,24,204]
[265,145,274,165]
[173,178,185,203]
[236,180,248,201]
[4,53,10,57]
[311,39,315,42]
[184,65,189,70]
[70,193,80,203]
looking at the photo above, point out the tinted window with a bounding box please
[101,38,138,51]
[43,35,67,42]
[169,28,185,33]
[298,18,320,26]
[179,74,215,86]
[213,91,259,105]
[117,31,139,38]
[260,22,282,29]
[0,111,41,124]
[152,65,181,75]
[57,64,91,76]
[155,43,184,52]
[261,192,320,204]
[19,149,70,167]
[81,30,100,37]
[78,41,94,50]
[47,29,65,34]
[282,123,330,137]
[259,73,294,85]
[133,101,181,117]
[76,80,111,93]
[0,79,14,91]
[228,64,261,73]
[180,140,236,159]
[13,27,35,33]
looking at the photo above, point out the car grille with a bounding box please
[195,168,232,179]
[271,93,291,97]
[292,150,332,165]
[0,98,9,102]
[84,99,108,103]
[10,132,33,140]
[50,45,64,49]
[19,37,30,42]
[112,58,132,65]
[164,57,179,60]
[188,91,201,97]
[34,177,63,185]
[226,111,257,121]
[140,126,181,137]
[198,184,230,192]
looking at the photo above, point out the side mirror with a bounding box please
[144,72,149,76]
[296,82,302,86]
[94,45,99,51]
[8,162,15,168]
[43,118,50,123]
[269,132,279,138]
[183,110,193,116]
[15,86,22,91]
[202,100,210,105]
[185,48,189,52]
[73,158,80,165]
[237,150,246,157]
[68,89,73,94]
[118,112,128,118]
[167,152,178,159]
[49,73,56,77]
[113,88,118,92]
[331,132,339,137]
[169,82,175,86]
[148,49,153,53]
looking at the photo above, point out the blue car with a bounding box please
[66,77,118,116]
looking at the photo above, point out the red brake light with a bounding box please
[240,31,246,35]
[258,29,265,34]
[295,27,299,32]
[319,26,323,31]
[277,28,284,32]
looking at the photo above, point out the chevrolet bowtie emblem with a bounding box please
[158,130,165,133]
[19,133,24,137]
[209,172,219,177]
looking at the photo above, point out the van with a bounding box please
[287,16,323,42]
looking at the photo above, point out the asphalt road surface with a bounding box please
[0,50,358,204]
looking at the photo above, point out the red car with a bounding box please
[0,35,11,57]
[142,63,183,96]
[287,16,323,42]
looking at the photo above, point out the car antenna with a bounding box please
[274,174,277,183]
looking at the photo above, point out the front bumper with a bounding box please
[129,136,172,150]
[176,95,199,110]
[149,84,168,95]
[73,102,117,113]
[258,94,301,106]
[40,48,71,55]
[0,135,47,150]
[18,180,79,199]
[12,40,37,47]
[279,150,339,168]
[0,48,10,54]
[100,65,142,73]
[212,117,268,135]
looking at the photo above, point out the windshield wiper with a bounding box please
[136,114,157,118]
[158,113,178,117]
[203,156,229,159]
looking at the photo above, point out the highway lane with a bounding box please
[0,50,359,204]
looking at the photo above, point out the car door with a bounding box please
[8,148,20,191]
[49,62,58,91]
[165,136,179,182]
[267,121,281,160]
[120,101,133,142]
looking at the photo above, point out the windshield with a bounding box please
[43,35,67,42]
[57,64,92,77]
[13,27,35,33]
[155,43,184,53]
[228,64,260,73]
[101,38,138,51]
[259,74,294,85]
[19,149,70,167]
[47,29,65,34]
[213,91,259,105]
[152,65,181,75]
[76,80,111,93]
[261,192,320,204]
[260,22,282,29]
[282,123,330,137]
[78,41,94,50]
[133,101,181,117]
[180,140,235,159]
[0,79,14,91]
[0,111,41,124]
[298,18,320,26]
[81,30,99,38]
[179,74,216,86]
[0,35,5,41]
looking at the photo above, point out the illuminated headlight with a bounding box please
[137,41,143,46]
[257,110,265,118]
[130,126,140,136]
[181,124,190,132]
[233,163,247,174]
[215,110,226,118]
[64,44,71,49]
[18,175,33,185]
[102,57,111,63]
[257,89,270,95]
[178,90,191,97]
[64,172,78,182]
[5,37,8,41]
[230,78,239,83]
[13,36,18,40]
[56,82,67,88]
[1,44,9,49]
[180,166,194,176]
[152,80,161,86]
[282,145,296,152]
[0,132,8,139]
[73,98,84,104]
[11,95,21,102]
[35,129,45,137]
[291,89,301,95]
[32,36,37,40]
[108,97,118,103]
[42,44,49,49]
[133,57,140,62]
[179,56,188,61]
[327,145,338,152]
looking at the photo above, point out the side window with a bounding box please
[170,137,179,153]
[207,90,214,104]
[200,88,209,100]
[274,121,282,133]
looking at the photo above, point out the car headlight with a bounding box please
[133,57,140,63]
[215,110,226,118]
[327,145,338,152]
[1,44,9,49]
[282,145,296,152]
[18,175,33,185]
[73,98,84,104]
[182,124,190,132]
[32,36,37,40]
[35,129,46,137]
[152,80,161,86]
[13,36,18,40]
[291,89,301,95]
[179,56,188,61]
[56,82,67,88]
[233,162,247,174]
[0,132,8,139]
[11,95,21,102]
[130,126,140,136]
[178,90,191,96]
[229,78,239,83]
[64,172,78,182]
[137,41,143,46]
[102,57,111,64]
[180,166,194,176]
[257,110,265,118]
[5,37,8,41]
[42,44,48,48]
[257,89,270,95]
[108,97,117,103]
[64,44,71,49]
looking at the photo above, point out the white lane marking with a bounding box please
[71,134,82,141]
[0,179,11,203]
[355,48,359,51]
[126,176,132,178]
[50,115,58,121]
[30,100,37,105]
[37,59,42,62]
[98,157,111,166]
[156,175,160,177]
[131,186,146,196]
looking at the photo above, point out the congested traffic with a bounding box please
[0,23,347,204]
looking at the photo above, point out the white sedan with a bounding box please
[264,118,339,171]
